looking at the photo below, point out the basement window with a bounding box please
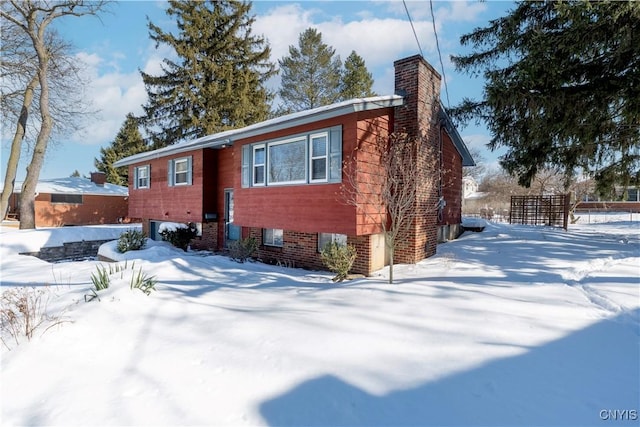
[318,233,347,252]
[263,228,283,247]
[51,194,83,204]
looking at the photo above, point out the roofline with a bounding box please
[114,95,404,167]
[11,190,128,197]
[10,180,128,196]
[439,105,476,167]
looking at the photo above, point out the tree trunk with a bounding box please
[388,246,394,284]
[19,36,52,230]
[0,74,38,221]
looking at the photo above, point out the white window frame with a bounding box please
[241,126,341,188]
[263,228,284,247]
[173,158,189,186]
[253,144,266,186]
[318,233,348,252]
[135,165,150,189]
[309,132,328,183]
[267,136,307,185]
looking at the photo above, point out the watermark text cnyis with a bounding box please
[599,409,638,421]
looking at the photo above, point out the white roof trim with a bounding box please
[114,95,404,167]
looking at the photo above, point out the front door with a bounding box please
[224,189,240,246]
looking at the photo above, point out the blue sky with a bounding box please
[2,0,516,181]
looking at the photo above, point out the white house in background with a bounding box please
[462,176,479,198]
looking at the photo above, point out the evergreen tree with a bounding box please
[278,28,342,112]
[141,0,275,148]
[94,113,147,185]
[340,50,375,100]
[451,1,640,194]
[70,170,81,177]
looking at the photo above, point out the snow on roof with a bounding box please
[10,177,128,196]
[114,95,404,167]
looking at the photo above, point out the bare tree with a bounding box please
[1,19,38,220]
[1,21,91,220]
[0,0,107,229]
[341,132,438,284]
[462,146,486,181]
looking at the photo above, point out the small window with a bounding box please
[168,156,192,186]
[174,158,189,185]
[135,165,150,189]
[318,233,347,252]
[263,228,284,247]
[310,133,328,182]
[253,145,265,186]
[51,194,83,204]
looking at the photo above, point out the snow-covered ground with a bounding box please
[1,216,638,426]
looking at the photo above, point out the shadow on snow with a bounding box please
[259,308,640,427]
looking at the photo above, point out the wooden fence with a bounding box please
[509,194,570,230]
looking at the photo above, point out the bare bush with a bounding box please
[0,286,67,350]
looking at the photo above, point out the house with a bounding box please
[462,176,479,199]
[114,55,474,275]
[5,172,129,227]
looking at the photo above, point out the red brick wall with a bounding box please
[393,55,442,264]
[127,149,204,224]
[247,227,373,275]
[233,112,393,237]
[191,222,218,251]
[350,113,392,236]
[33,194,128,227]
[439,130,463,225]
[576,201,640,212]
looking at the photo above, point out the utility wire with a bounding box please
[403,0,424,57]
[430,0,450,107]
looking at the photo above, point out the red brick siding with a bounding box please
[247,227,373,275]
[127,149,204,224]
[233,112,392,237]
[576,201,640,212]
[350,114,392,236]
[349,234,375,275]
[439,130,463,225]
[191,222,218,251]
[202,149,219,216]
[33,194,128,227]
[393,55,442,264]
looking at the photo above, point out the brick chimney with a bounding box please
[91,172,106,186]
[393,55,442,264]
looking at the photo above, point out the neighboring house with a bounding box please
[462,176,479,199]
[114,55,474,275]
[6,172,129,226]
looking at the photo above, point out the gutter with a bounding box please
[114,96,404,168]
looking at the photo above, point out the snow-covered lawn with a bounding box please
[1,217,638,426]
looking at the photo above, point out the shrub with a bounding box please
[159,222,197,251]
[1,286,66,350]
[117,229,147,253]
[228,237,258,263]
[320,242,357,282]
[85,261,156,301]
[130,268,157,295]
[90,265,110,291]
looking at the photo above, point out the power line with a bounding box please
[429,0,450,108]
[402,0,423,57]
